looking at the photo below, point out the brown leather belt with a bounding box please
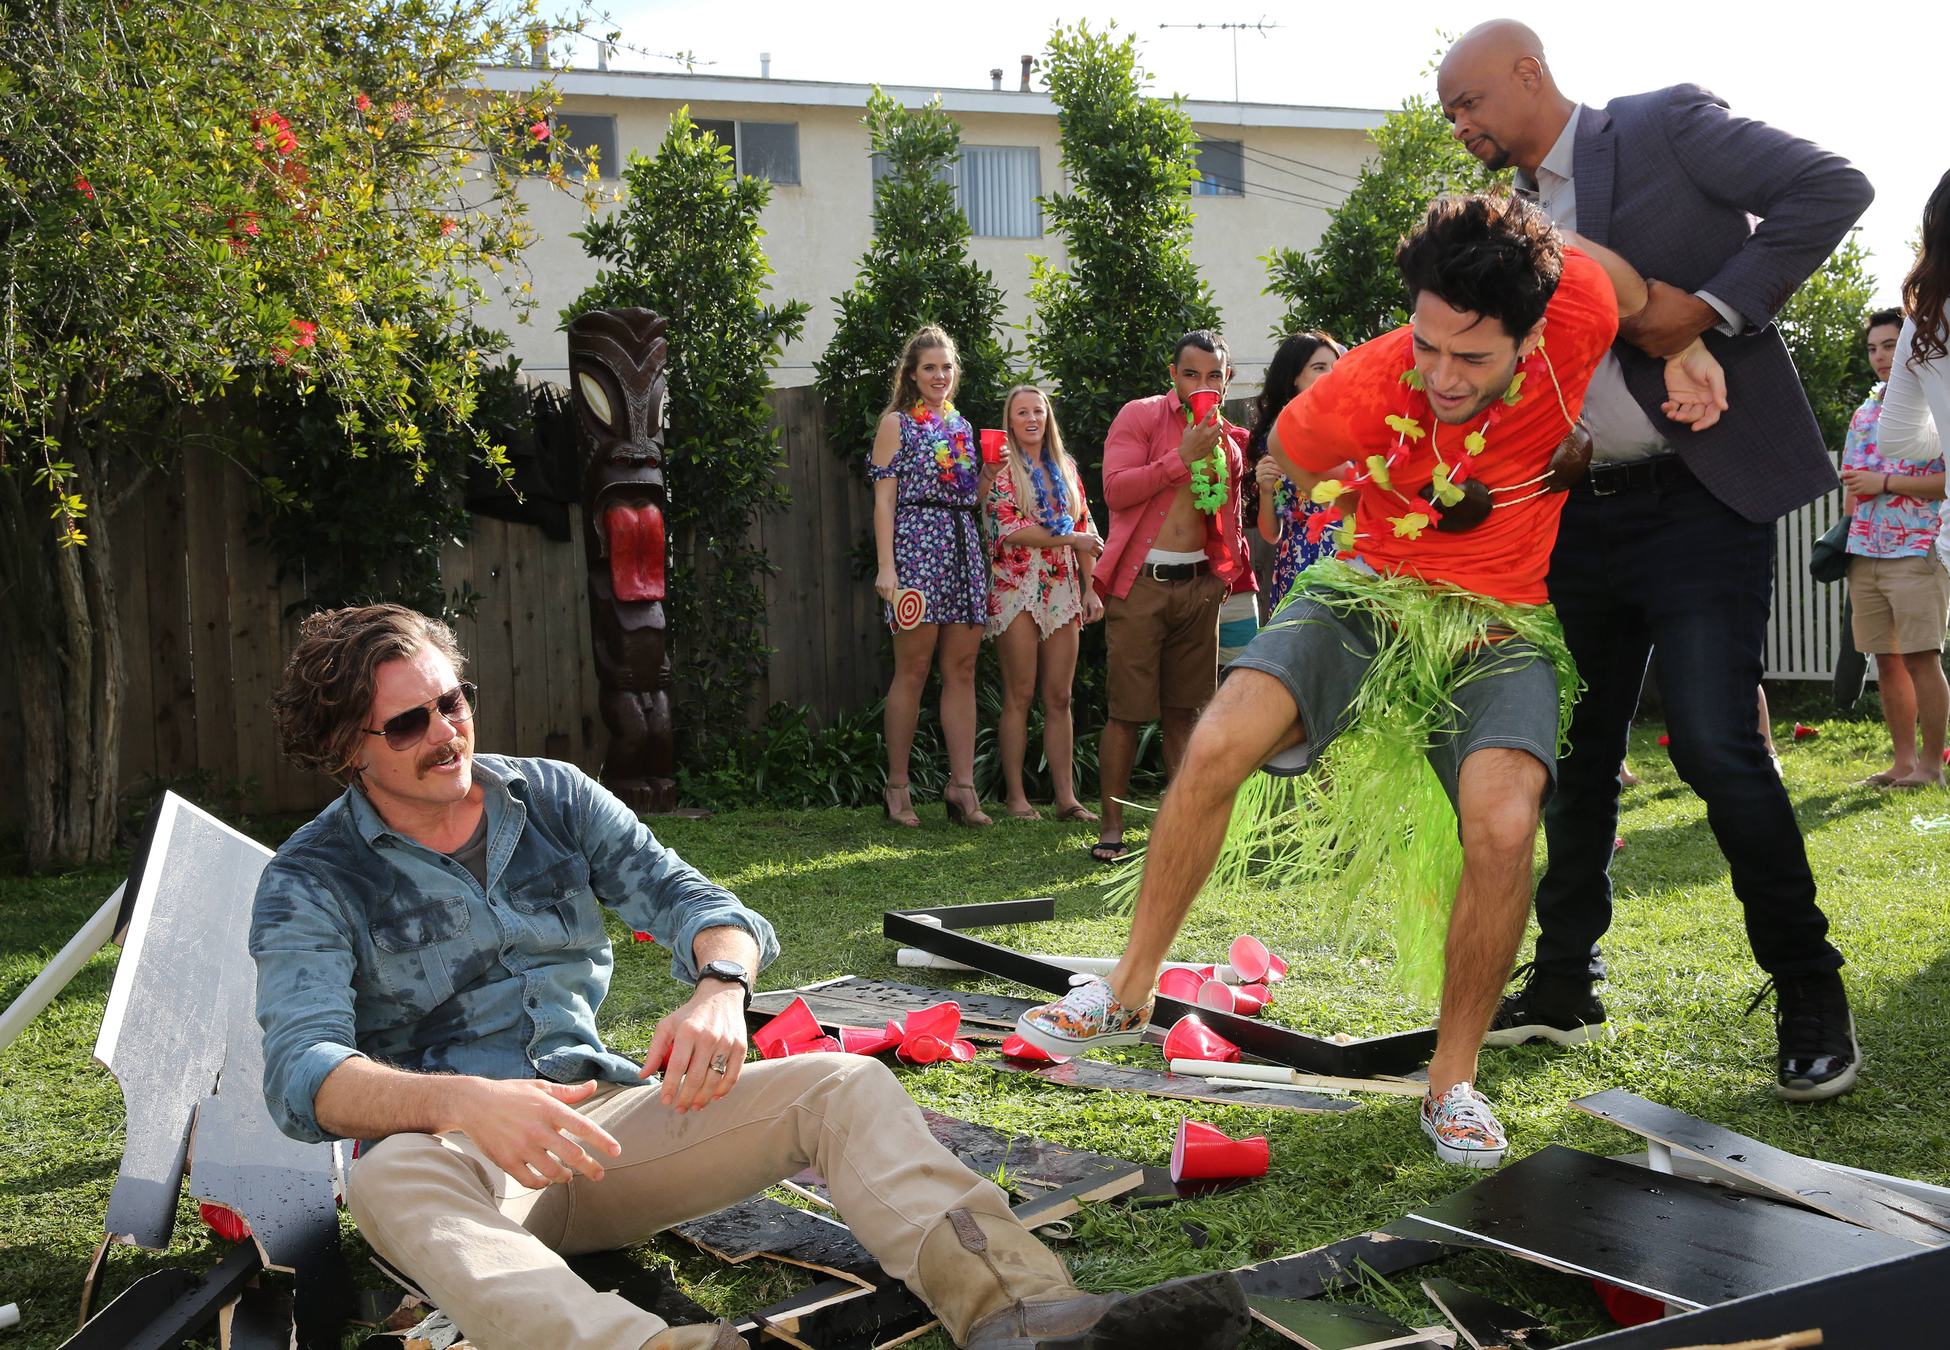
[1141,559,1211,583]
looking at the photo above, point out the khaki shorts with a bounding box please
[1105,570,1227,722]
[1848,553,1950,654]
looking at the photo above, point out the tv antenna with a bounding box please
[1158,19,1281,104]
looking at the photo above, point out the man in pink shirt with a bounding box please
[1091,331,1256,861]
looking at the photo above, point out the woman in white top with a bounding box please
[1874,168,1950,785]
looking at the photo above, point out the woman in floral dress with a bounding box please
[870,326,993,827]
[1246,332,1345,612]
[983,386,1103,822]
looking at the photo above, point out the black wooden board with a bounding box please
[1572,1088,1950,1245]
[563,1250,715,1326]
[749,977,1041,1033]
[1248,1296,1423,1349]
[1405,1146,1918,1309]
[884,908,1436,1076]
[1419,1278,1554,1350]
[1012,1166,1146,1226]
[1232,1230,1451,1301]
[1566,1239,1950,1350]
[220,1285,294,1350]
[62,1269,199,1350]
[989,1055,1359,1114]
[96,796,275,1250]
[746,1276,935,1350]
[900,897,1054,929]
[61,1242,263,1350]
[670,1196,879,1284]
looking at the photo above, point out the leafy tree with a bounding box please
[1262,96,1505,345]
[816,89,1016,470]
[1026,22,1222,498]
[1777,230,1878,452]
[0,0,581,867]
[564,111,810,763]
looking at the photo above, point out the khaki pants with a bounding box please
[345,1055,1016,1350]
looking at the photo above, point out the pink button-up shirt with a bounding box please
[1094,390,1256,601]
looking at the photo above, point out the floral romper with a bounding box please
[984,458,1099,638]
[868,408,989,628]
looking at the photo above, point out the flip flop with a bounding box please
[1006,805,1043,821]
[1090,837,1128,864]
[1055,804,1101,823]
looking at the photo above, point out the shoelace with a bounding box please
[1065,979,1116,1017]
[1746,976,1851,1056]
[1434,1086,1499,1134]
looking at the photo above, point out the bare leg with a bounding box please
[1427,748,1549,1098]
[1107,671,1302,1008]
[937,624,992,823]
[1757,685,1776,755]
[1038,621,1088,816]
[1895,650,1948,786]
[994,614,1042,815]
[1097,717,1143,848]
[1878,651,1920,780]
[885,624,940,792]
[1160,706,1197,780]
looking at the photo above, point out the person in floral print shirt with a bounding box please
[1839,307,1949,788]
[983,386,1104,822]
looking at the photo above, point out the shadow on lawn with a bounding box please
[1,1153,120,1198]
[1615,788,1885,890]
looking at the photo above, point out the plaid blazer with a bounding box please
[1572,87,1872,523]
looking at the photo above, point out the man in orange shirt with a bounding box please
[1019,195,1724,1168]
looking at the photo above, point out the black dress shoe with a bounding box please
[1483,963,1608,1048]
[1752,971,1861,1102]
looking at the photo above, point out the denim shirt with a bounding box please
[250,755,778,1144]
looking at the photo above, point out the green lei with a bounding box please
[1184,405,1230,513]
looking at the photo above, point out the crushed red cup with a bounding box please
[632,931,656,943]
[1657,734,1670,747]
[1613,837,1625,852]
[782,1036,841,1056]
[200,1203,251,1242]
[1794,723,1819,740]
[897,1033,977,1065]
[839,1023,905,1056]
[754,997,823,1059]
[1169,1119,1269,1182]
[1592,1280,1663,1327]
[1000,1034,1065,1063]
[1162,1015,1241,1063]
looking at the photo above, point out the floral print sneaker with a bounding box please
[1013,978,1154,1058]
[1420,1082,1508,1169]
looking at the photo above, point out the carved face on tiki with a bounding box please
[568,308,669,605]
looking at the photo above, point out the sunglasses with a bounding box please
[364,682,477,752]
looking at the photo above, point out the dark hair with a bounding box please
[1249,331,1343,455]
[1173,329,1230,368]
[271,604,466,784]
[1395,193,1563,341]
[1866,307,1902,336]
[1902,168,1950,367]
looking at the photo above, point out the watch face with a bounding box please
[706,961,748,982]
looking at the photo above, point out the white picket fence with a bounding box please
[1765,493,1848,681]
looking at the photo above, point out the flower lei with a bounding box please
[1025,452,1075,536]
[1303,342,1568,553]
[1184,405,1231,513]
[913,401,977,496]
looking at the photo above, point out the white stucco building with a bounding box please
[477,64,1386,392]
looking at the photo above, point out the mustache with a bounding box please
[417,739,467,778]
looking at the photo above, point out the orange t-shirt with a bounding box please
[1275,248,1619,606]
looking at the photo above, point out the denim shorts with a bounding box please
[1224,586,1561,810]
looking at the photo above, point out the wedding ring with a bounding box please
[709,1054,729,1075]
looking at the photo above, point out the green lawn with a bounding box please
[4,709,1949,1348]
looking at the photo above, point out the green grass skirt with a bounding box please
[1104,559,1582,1004]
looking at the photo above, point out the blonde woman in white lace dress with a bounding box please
[983,386,1104,821]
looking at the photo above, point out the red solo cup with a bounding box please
[897,1033,976,1065]
[1231,989,1266,1018]
[1162,1015,1241,1064]
[947,1038,978,1062]
[1194,965,1218,981]
[839,1025,903,1056]
[1158,967,1204,1001]
[980,429,1007,465]
[1001,1034,1066,1063]
[1186,389,1222,423]
[1613,837,1625,853]
[200,1202,251,1242]
[784,1035,841,1056]
[1265,954,1287,983]
[1794,722,1819,740]
[902,1001,962,1044]
[631,931,656,943]
[1196,980,1237,1014]
[1228,935,1272,984]
[1169,1119,1269,1183]
[755,996,822,1059]
[1657,733,1670,747]
[1592,1280,1663,1327]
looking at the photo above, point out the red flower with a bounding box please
[251,110,298,156]
[1304,508,1339,543]
[529,121,550,142]
[438,216,457,236]
[356,93,373,112]
[289,320,318,347]
[73,174,95,199]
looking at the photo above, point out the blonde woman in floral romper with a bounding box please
[984,386,1104,821]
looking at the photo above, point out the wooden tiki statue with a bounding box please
[568,309,676,813]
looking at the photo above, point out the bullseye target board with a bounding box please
[892,587,928,630]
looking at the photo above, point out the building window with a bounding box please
[1193,139,1244,197]
[554,114,618,179]
[870,145,1042,238]
[690,118,800,185]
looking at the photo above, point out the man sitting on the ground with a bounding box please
[251,603,1248,1350]
[1017,195,1723,1168]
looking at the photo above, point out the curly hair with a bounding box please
[1902,167,1950,368]
[1396,193,1563,341]
[270,604,466,784]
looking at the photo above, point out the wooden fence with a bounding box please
[1764,494,1852,682]
[0,387,886,828]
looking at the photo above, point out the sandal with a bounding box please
[1090,836,1127,864]
[1005,803,1043,821]
[882,784,920,827]
[1054,804,1101,824]
[943,783,993,828]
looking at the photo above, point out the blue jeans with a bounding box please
[1533,466,1843,982]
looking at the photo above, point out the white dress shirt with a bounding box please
[1516,107,1746,465]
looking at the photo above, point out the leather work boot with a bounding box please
[643,1322,746,1349]
[912,1208,1250,1350]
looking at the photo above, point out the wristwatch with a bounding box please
[698,959,754,1010]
